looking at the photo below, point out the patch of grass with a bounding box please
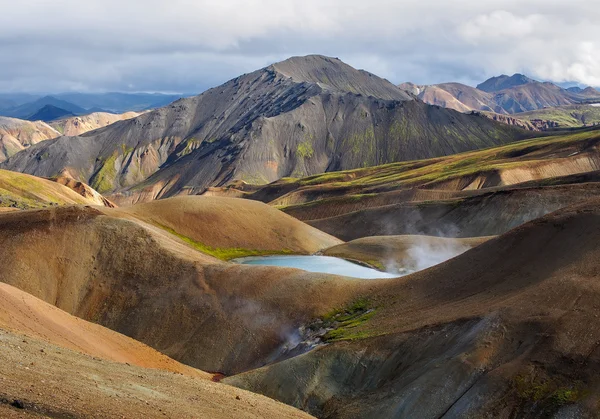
[513,372,587,408]
[297,141,314,159]
[155,223,295,260]
[321,298,377,342]
[120,143,134,155]
[90,153,118,194]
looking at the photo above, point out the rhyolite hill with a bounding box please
[1,55,529,204]
[401,74,600,115]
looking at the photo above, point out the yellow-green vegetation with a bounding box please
[0,169,89,209]
[275,128,599,200]
[297,141,314,159]
[177,138,203,158]
[120,143,134,155]
[513,371,587,408]
[516,105,600,128]
[156,223,295,260]
[320,298,378,342]
[90,153,119,194]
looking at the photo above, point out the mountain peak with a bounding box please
[477,73,536,92]
[270,55,411,101]
[27,104,75,122]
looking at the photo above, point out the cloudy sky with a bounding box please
[0,0,598,93]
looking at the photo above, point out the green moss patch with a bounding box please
[297,141,315,159]
[155,223,295,261]
[90,153,118,194]
[320,298,377,342]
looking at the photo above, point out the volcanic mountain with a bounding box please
[0,116,59,162]
[28,104,76,122]
[1,55,529,204]
[402,74,600,116]
[476,73,535,92]
[50,110,143,136]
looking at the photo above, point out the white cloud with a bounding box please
[0,0,598,92]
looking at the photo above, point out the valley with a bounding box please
[1,54,600,419]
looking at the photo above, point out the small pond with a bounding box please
[233,255,398,279]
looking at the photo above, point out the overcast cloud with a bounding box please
[0,0,598,93]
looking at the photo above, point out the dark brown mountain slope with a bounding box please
[2,55,530,204]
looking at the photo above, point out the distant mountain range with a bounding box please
[1,55,531,204]
[0,110,143,162]
[0,92,188,121]
[400,74,600,115]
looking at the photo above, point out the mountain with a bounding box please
[0,116,59,162]
[0,93,40,110]
[476,73,536,92]
[50,111,143,136]
[403,76,600,117]
[567,86,584,93]
[2,95,88,119]
[53,92,186,113]
[1,55,530,203]
[27,104,75,121]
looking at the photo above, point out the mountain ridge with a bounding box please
[402,75,600,117]
[1,55,531,203]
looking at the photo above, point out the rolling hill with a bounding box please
[1,55,531,204]
[0,280,311,419]
[515,104,600,128]
[0,169,113,209]
[220,126,600,240]
[0,191,599,417]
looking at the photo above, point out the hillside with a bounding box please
[50,111,142,136]
[1,191,600,417]
[1,55,530,203]
[0,329,312,418]
[227,199,600,418]
[0,282,206,377]
[515,104,600,128]
[0,116,59,162]
[0,200,363,376]
[223,127,600,240]
[0,168,111,209]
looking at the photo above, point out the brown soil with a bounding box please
[228,198,600,418]
[0,328,312,418]
[0,282,206,377]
